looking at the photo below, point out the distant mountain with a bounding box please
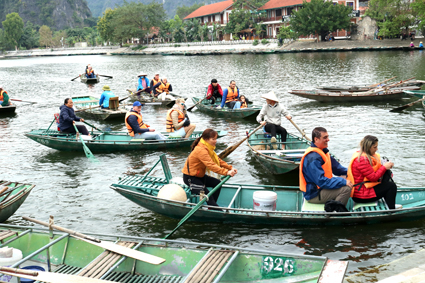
[0,0,92,30]
[86,0,222,19]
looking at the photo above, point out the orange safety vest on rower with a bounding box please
[225,87,238,103]
[125,111,148,137]
[166,109,185,132]
[157,82,170,94]
[86,69,94,75]
[0,90,7,101]
[299,147,333,192]
[346,151,381,196]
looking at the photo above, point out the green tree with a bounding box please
[159,20,173,43]
[2,12,24,50]
[97,8,115,43]
[0,29,14,51]
[176,3,203,20]
[185,18,201,41]
[170,15,184,42]
[225,8,255,35]
[290,0,353,41]
[39,25,52,48]
[19,22,39,50]
[277,26,297,42]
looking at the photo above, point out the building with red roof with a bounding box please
[183,0,235,26]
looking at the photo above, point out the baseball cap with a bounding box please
[133,101,142,107]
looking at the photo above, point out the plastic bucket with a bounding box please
[0,248,23,283]
[20,266,45,283]
[253,191,277,211]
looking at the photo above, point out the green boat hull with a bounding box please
[80,75,100,84]
[0,224,343,282]
[0,181,34,222]
[72,95,127,121]
[127,89,187,106]
[191,97,261,119]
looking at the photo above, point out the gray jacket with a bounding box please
[256,103,289,126]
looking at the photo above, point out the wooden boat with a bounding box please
[127,89,186,106]
[191,97,261,119]
[25,129,227,153]
[0,181,34,222]
[247,131,310,174]
[80,75,100,84]
[403,90,425,108]
[0,104,16,115]
[288,87,419,103]
[72,95,127,121]
[319,80,425,92]
[0,223,347,283]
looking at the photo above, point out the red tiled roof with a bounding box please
[184,0,233,20]
[259,0,306,10]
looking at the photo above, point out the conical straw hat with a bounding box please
[261,91,279,102]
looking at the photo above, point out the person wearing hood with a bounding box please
[256,91,291,150]
[136,73,151,94]
[166,98,196,138]
[59,98,90,135]
[0,86,10,107]
[125,101,166,140]
[99,85,116,109]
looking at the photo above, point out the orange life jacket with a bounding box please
[299,147,333,192]
[157,81,170,94]
[86,68,94,75]
[125,111,148,137]
[225,87,238,103]
[152,78,161,92]
[347,151,381,196]
[0,90,7,101]
[240,101,247,108]
[166,109,185,132]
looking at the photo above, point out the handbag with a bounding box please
[187,158,205,195]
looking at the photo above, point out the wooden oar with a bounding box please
[390,96,425,112]
[71,75,80,81]
[0,266,120,283]
[187,97,206,112]
[218,124,263,159]
[73,124,98,162]
[10,99,37,104]
[98,75,113,79]
[164,176,231,239]
[366,76,396,88]
[22,216,166,265]
[289,119,312,142]
[75,96,130,113]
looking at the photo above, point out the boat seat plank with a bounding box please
[302,199,325,212]
[257,149,306,154]
[74,100,99,104]
[352,202,378,211]
[0,230,18,242]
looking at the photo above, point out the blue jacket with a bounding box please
[59,105,81,131]
[127,110,149,134]
[99,91,116,108]
[220,87,239,108]
[302,142,348,200]
[137,77,150,91]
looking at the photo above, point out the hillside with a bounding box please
[0,0,92,30]
[86,0,222,19]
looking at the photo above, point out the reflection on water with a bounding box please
[1,51,425,277]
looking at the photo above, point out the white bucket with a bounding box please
[0,248,23,283]
[253,191,277,211]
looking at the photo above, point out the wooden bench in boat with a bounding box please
[257,149,306,154]
[301,198,389,212]
[74,100,99,104]
[0,229,18,243]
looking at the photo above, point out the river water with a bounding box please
[1,50,425,279]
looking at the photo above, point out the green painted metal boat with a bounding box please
[80,75,100,84]
[403,90,425,108]
[111,155,425,226]
[0,180,34,222]
[247,131,310,174]
[72,95,128,121]
[127,89,186,107]
[24,130,227,153]
[191,97,261,119]
[0,223,347,282]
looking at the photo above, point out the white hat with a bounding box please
[154,72,160,75]
[138,73,147,77]
[0,86,3,89]
[261,91,279,102]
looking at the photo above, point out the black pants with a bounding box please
[136,87,151,94]
[264,123,287,142]
[61,125,89,135]
[352,170,397,209]
[183,174,221,206]
[209,90,222,104]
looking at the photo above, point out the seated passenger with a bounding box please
[419,41,424,48]
[218,80,240,109]
[125,101,166,140]
[206,79,223,104]
[256,91,291,150]
[136,73,151,94]
[156,78,174,101]
[0,86,10,107]
[347,135,398,209]
[99,85,116,109]
[59,98,90,136]
[150,72,162,97]
[166,98,196,138]
[182,129,238,207]
[239,95,248,108]
[85,64,96,78]
[299,127,353,206]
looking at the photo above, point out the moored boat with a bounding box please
[319,80,425,92]
[72,95,127,121]
[80,75,100,84]
[0,222,347,282]
[0,104,16,115]
[25,129,227,153]
[191,96,261,119]
[403,90,425,108]
[0,180,34,222]
[111,155,425,226]
[127,89,186,106]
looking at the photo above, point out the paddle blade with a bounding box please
[82,144,98,162]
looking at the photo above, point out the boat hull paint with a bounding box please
[289,90,408,102]
[191,97,260,119]
[0,181,34,222]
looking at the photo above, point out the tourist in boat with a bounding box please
[239,95,248,108]
[420,42,424,48]
[156,78,174,101]
[347,135,398,209]
[166,98,196,138]
[182,129,238,207]
[218,80,240,109]
[99,85,116,109]
[125,101,166,140]
[256,91,291,150]
[299,127,353,206]
[0,86,10,107]
[206,79,223,104]
[150,72,162,97]
[136,73,151,94]
[59,98,90,136]
[410,42,415,48]
[85,64,96,78]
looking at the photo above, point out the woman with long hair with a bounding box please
[347,135,398,209]
[182,129,237,206]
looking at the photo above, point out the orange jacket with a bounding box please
[182,143,232,177]
[166,108,185,132]
[299,147,333,192]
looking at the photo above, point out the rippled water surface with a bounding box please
[2,51,425,278]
